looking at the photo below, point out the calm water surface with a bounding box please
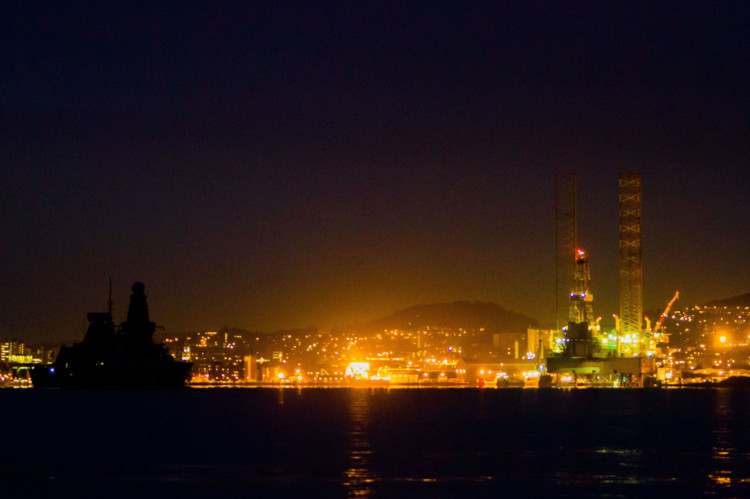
[1,388,749,497]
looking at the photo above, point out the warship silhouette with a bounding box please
[31,282,192,388]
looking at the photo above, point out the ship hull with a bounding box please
[31,362,192,389]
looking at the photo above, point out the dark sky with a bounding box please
[2,1,749,342]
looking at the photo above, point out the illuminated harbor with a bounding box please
[5,296,749,390]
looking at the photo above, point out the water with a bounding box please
[1,388,749,497]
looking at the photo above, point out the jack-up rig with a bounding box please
[544,172,668,388]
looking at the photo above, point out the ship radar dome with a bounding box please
[132,282,145,294]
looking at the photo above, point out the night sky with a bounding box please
[2,2,749,342]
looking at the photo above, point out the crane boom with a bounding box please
[654,291,680,333]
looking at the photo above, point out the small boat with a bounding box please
[31,282,192,388]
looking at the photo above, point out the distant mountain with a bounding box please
[704,293,750,308]
[362,301,538,334]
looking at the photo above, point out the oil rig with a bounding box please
[546,172,657,388]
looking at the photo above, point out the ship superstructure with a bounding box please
[31,282,192,388]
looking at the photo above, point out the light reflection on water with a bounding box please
[343,389,377,497]
[709,389,738,487]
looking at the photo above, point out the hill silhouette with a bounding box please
[704,292,750,308]
[362,301,538,334]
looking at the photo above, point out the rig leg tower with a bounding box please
[555,173,577,332]
[618,172,643,352]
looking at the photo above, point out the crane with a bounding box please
[653,291,680,334]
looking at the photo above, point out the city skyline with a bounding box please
[2,2,749,342]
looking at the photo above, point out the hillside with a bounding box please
[704,293,750,308]
[362,301,538,334]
